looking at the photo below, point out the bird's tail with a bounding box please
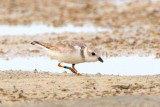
[31,41,40,45]
[31,41,51,49]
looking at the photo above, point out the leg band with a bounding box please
[64,66,70,69]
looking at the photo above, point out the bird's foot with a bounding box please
[77,73,82,76]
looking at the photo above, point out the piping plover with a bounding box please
[31,40,103,75]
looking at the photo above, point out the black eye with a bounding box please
[92,52,96,56]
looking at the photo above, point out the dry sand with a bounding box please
[0,71,159,106]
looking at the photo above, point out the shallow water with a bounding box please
[109,0,158,6]
[0,24,111,36]
[0,55,159,75]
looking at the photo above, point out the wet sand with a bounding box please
[1,95,160,107]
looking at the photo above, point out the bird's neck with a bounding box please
[83,47,91,62]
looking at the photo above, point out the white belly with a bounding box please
[46,49,84,64]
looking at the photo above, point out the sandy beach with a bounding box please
[0,0,160,106]
[0,71,159,106]
[0,71,159,103]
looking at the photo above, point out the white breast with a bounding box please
[45,46,84,64]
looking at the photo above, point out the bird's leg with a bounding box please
[58,63,77,75]
[72,64,82,76]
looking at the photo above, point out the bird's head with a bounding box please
[84,47,103,63]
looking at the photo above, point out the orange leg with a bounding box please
[58,63,77,75]
[72,64,82,76]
